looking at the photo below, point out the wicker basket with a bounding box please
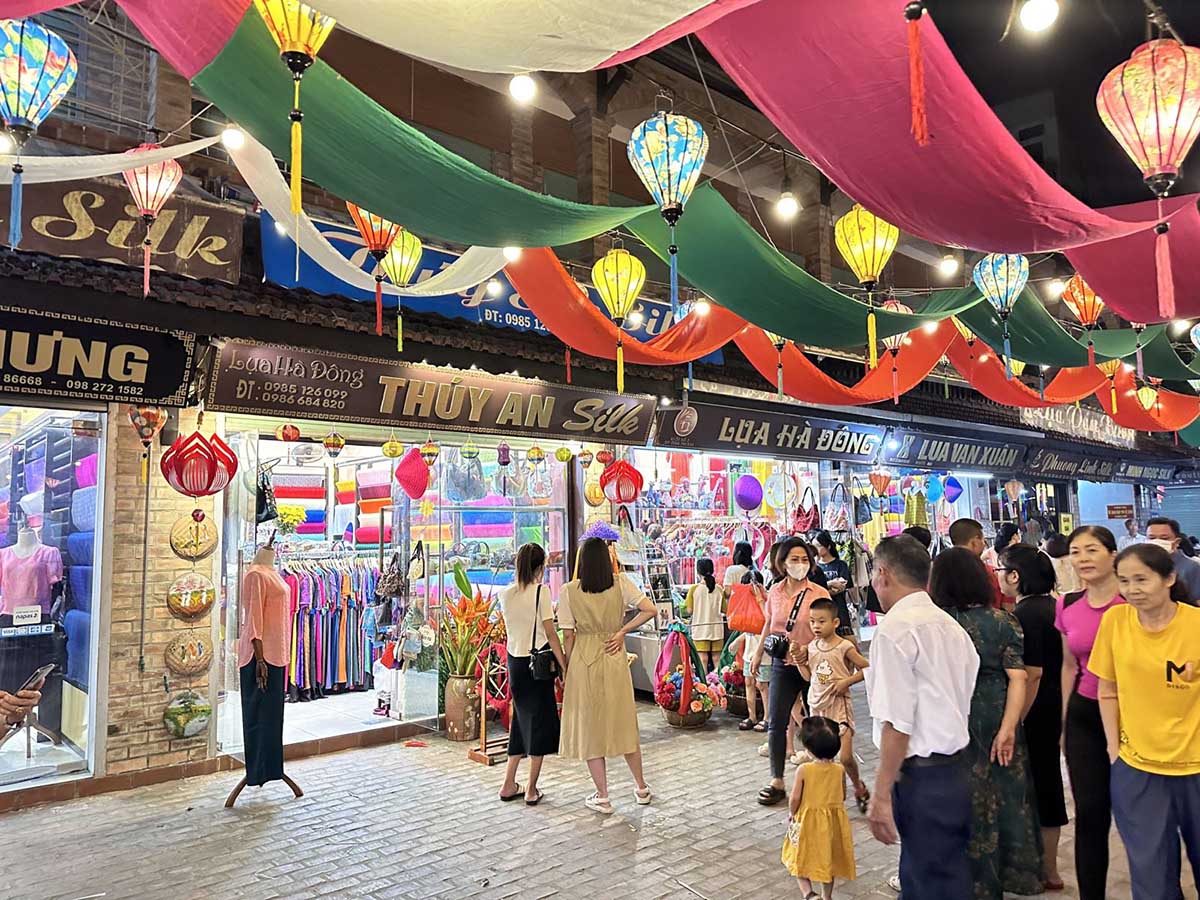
[725,693,748,720]
[662,706,712,728]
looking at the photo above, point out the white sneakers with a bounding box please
[585,786,652,813]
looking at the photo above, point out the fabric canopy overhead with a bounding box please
[192,11,653,248]
[1095,366,1200,432]
[945,337,1106,408]
[0,136,220,184]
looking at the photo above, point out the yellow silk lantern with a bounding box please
[380,230,424,352]
[591,247,647,393]
[1007,358,1027,378]
[1136,384,1160,412]
[1097,359,1122,412]
[835,204,900,370]
[253,0,336,215]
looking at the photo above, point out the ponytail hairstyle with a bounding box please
[696,557,716,593]
[1115,542,1196,605]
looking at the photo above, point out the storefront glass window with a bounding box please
[0,407,104,789]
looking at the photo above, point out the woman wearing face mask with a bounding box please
[1056,525,1124,900]
[750,537,831,805]
[1091,543,1200,899]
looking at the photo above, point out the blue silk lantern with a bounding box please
[627,101,708,341]
[972,253,1029,381]
[926,475,944,503]
[0,19,77,249]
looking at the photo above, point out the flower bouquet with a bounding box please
[656,665,715,728]
[719,663,749,719]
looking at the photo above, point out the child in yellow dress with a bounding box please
[781,717,856,900]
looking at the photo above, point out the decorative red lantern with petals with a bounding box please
[347,201,403,337]
[160,430,239,517]
[121,143,183,297]
[599,459,643,505]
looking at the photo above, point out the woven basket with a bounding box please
[725,693,749,720]
[662,706,712,728]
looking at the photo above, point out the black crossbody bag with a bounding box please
[528,585,559,681]
[762,588,808,660]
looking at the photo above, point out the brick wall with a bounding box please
[102,406,217,776]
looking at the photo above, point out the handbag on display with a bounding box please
[444,448,487,503]
[255,468,278,524]
[528,585,559,681]
[823,482,851,533]
[791,485,820,534]
[376,552,406,599]
[727,582,766,634]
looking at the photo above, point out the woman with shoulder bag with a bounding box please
[751,537,831,805]
[497,543,567,806]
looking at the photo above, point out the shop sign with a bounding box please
[1024,447,1118,480]
[1170,466,1200,485]
[0,305,195,405]
[880,428,1026,472]
[1114,461,1177,483]
[653,403,885,462]
[1017,405,1136,449]
[206,341,656,444]
[0,177,243,284]
[1106,504,1135,519]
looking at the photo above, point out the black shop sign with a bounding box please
[0,305,195,405]
[654,403,885,462]
[1113,460,1176,483]
[206,341,657,444]
[880,428,1027,472]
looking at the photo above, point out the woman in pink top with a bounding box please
[1055,525,1124,900]
[750,537,831,806]
[238,558,292,787]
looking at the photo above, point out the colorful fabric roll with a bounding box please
[274,485,326,500]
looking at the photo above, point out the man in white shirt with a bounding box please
[1118,517,1144,551]
[864,534,980,900]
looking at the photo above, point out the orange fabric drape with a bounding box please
[945,336,1106,407]
[1095,366,1200,431]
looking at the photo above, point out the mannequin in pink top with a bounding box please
[225,539,303,808]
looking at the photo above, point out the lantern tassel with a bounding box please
[1135,340,1145,381]
[375,272,384,336]
[1086,340,1095,368]
[289,78,303,215]
[776,351,784,401]
[943,374,950,399]
[140,450,148,484]
[1110,381,1118,414]
[142,239,152,297]
[1155,219,1175,320]
[616,338,625,394]
[686,360,694,393]
[564,347,572,384]
[1002,328,1013,380]
[396,307,403,352]
[891,364,899,405]
[8,164,22,249]
[866,307,878,370]
[1039,371,1045,401]
[905,3,929,147]
[668,225,679,320]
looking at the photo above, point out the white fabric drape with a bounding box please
[228,135,508,297]
[315,0,718,73]
[0,136,221,184]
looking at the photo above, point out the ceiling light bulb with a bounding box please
[938,254,959,277]
[1172,318,1191,335]
[1019,0,1059,33]
[626,310,645,327]
[0,131,13,154]
[1046,277,1065,297]
[486,278,503,296]
[979,353,990,362]
[1123,362,1135,372]
[660,397,671,407]
[694,298,711,316]
[502,246,522,262]
[509,73,537,104]
[220,126,245,150]
[922,321,939,334]
[776,190,800,220]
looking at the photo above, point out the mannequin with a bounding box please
[225,533,303,807]
[0,526,63,616]
[13,527,39,556]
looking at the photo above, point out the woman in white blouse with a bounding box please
[497,543,567,806]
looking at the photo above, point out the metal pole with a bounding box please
[137,450,152,672]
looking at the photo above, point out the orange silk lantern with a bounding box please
[347,202,402,337]
[1061,274,1105,366]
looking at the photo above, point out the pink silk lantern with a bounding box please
[121,143,183,297]
[599,459,643,505]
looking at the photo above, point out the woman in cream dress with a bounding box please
[558,537,657,814]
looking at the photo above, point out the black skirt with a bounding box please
[507,652,560,758]
[1025,712,1069,827]
[240,660,285,786]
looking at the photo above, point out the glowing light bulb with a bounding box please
[274,220,287,236]
[694,298,711,316]
[0,131,13,154]
[922,321,939,334]
[938,254,959,277]
[776,190,800,220]
[660,397,671,407]
[509,73,537,103]
[1172,319,1191,336]
[486,278,503,296]
[220,127,245,150]
[626,310,645,327]
[1019,0,1059,32]
[1047,277,1066,297]
[502,246,522,262]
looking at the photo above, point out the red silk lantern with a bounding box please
[1061,274,1105,365]
[599,459,643,504]
[121,143,183,297]
[274,423,300,442]
[595,449,615,468]
[160,431,239,518]
[347,201,403,336]
[869,470,892,496]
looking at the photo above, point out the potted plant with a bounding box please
[439,562,504,741]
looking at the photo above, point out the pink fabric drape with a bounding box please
[598,0,763,68]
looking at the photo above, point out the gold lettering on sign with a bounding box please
[525,394,554,429]
[496,392,524,426]
[31,190,103,241]
[402,379,437,419]
[108,345,149,383]
[378,376,407,415]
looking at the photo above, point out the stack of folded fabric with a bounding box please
[274,472,327,538]
[355,466,393,546]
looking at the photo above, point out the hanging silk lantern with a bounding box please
[381,436,403,459]
[121,143,183,297]
[1,19,77,249]
[496,441,512,495]
[554,446,573,463]
[459,438,480,460]
[1136,384,1160,412]
[868,470,893,497]
[526,445,546,465]
[346,202,402,338]
[379,229,424,352]
[1004,480,1025,503]
[1061,273,1105,366]
[322,431,345,458]
[252,0,335,218]
[880,299,912,405]
[591,247,646,394]
[627,98,708,326]
[419,438,440,467]
[973,253,1029,380]
[1008,358,1027,378]
[160,430,239,518]
[835,203,900,370]
[274,423,300,442]
[127,405,169,482]
[1097,359,1122,412]
[577,448,594,469]
[765,330,788,400]
[1098,39,1200,320]
[599,459,644,505]
[595,449,614,468]
[952,316,977,360]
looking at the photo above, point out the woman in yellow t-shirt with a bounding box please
[1090,543,1200,900]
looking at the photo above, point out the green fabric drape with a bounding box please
[959,290,1091,368]
[1124,330,1200,381]
[193,11,652,246]
[1180,420,1200,448]
[626,186,982,346]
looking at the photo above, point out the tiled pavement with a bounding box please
[4,687,1185,900]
